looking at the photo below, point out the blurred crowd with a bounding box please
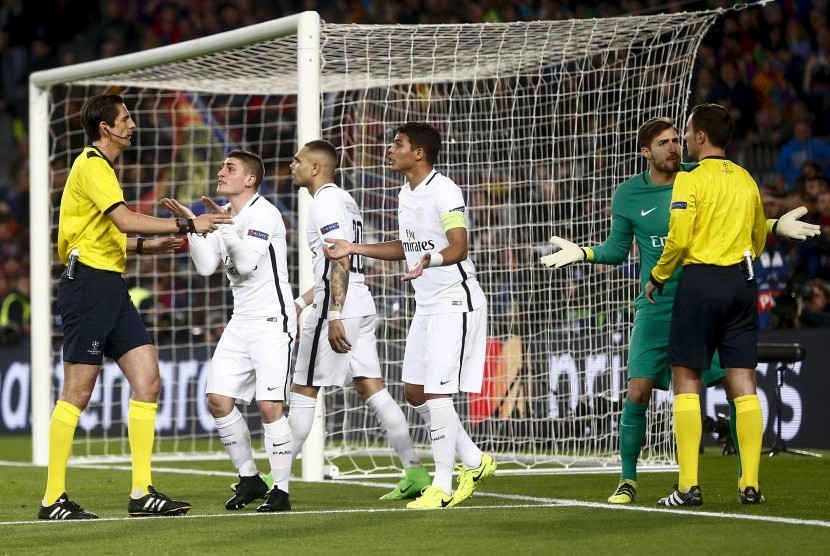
[2,0,830,347]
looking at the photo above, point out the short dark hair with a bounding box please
[80,93,125,141]
[689,103,733,149]
[304,139,338,168]
[395,122,441,165]
[227,149,264,186]
[801,160,822,173]
[637,117,676,150]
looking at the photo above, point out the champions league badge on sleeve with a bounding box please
[320,222,340,234]
[247,229,269,240]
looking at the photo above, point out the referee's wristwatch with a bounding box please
[175,217,196,235]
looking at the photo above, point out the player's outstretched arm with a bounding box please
[325,238,405,261]
[540,236,587,268]
[402,227,468,282]
[770,206,821,241]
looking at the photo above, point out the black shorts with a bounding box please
[668,264,759,370]
[57,263,152,365]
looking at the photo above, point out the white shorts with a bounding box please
[206,317,294,404]
[293,313,382,388]
[402,305,487,395]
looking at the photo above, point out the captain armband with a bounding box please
[439,210,467,232]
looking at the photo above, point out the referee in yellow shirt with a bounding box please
[40,93,231,520]
[645,103,766,507]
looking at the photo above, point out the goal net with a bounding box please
[30,10,721,474]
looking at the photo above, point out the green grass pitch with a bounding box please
[1,436,827,555]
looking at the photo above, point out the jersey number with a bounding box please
[351,220,365,274]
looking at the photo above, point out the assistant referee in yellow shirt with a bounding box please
[645,103,766,507]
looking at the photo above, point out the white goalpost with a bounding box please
[30,9,723,476]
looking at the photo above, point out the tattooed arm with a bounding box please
[327,255,352,353]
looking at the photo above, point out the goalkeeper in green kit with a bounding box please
[540,117,819,504]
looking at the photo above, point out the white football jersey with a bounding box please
[397,170,487,315]
[307,183,375,318]
[188,194,295,332]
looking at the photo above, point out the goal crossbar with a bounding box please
[34,13,718,95]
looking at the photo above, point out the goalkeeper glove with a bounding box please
[773,206,820,241]
[540,236,586,268]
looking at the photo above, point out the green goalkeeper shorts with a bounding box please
[627,317,726,390]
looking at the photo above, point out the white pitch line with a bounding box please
[3,503,555,526]
[2,461,828,529]
[478,492,830,528]
[3,498,829,529]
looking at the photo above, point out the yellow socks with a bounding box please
[734,394,762,491]
[674,393,701,492]
[44,398,163,502]
[128,399,158,497]
[44,401,81,505]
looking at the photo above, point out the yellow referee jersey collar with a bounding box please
[87,145,115,168]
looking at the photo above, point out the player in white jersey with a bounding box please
[162,150,295,513]
[326,123,497,509]
[289,140,430,500]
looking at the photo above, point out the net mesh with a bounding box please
[41,11,721,471]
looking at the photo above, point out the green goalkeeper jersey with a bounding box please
[587,163,696,321]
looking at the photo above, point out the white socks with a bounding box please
[288,391,318,465]
[214,407,257,477]
[455,423,483,469]
[426,398,460,492]
[366,389,420,468]
[413,402,432,426]
[415,400,482,469]
[263,416,292,493]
